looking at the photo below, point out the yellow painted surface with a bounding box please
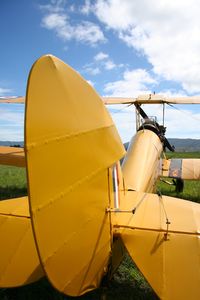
[1,53,200,300]
[25,55,125,296]
[162,158,200,180]
[161,158,171,177]
[0,146,25,167]
[0,197,43,287]
[113,191,200,300]
[122,130,163,192]
[182,159,200,179]
[103,94,200,105]
[0,97,25,103]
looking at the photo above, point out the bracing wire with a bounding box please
[108,103,134,115]
[167,103,200,123]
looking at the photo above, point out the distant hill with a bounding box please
[0,141,24,147]
[124,138,200,152]
[168,138,200,152]
[0,139,200,152]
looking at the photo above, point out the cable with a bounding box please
[167,103,200,123]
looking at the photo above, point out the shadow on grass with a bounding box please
[0,255,158,300]
[0,277,158,300]
[0,186,27,200]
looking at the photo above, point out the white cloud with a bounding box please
[0,88,12,95]
[0,127,23,141]
[104,60,116,70]
[93,0,200,94]
[80,0,92,15]
[156,106,200,139]
[41,2,106,46]
[39,0,66,13]
[104,68,157,96]
[94,51,117,70]
[94,0,133,30]
[42,13,67,29]
[108,105,135,142]
[75,21,105,44]
[162,106,200,138]
[0,106,24,141]
[84,66,101,75]
[94,52,109,61]
[0,107,24,124]
[83,51,119,75]
[108,102,200,142]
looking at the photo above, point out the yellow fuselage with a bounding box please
[122,129,163,193]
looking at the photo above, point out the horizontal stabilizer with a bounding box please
[0,97,25,103]
[113,191,200,300]
[0,146,25,167]
[0,197,43,287]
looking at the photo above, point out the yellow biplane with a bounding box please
[0,55,200,300]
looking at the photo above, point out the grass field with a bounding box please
[0,152,199,299]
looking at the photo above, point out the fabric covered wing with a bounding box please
[102,95,200,105]
[0,97,25,103]
[0,197,43,287]
[113,191,200,300]
[162,158,200,180]
[0,146,25,167]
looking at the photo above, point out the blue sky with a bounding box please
[1,0,200,142]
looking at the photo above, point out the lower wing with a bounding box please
[112,190,200,300]
[161,158,200,180]
[0,146,25,167]
[0,197,43,287]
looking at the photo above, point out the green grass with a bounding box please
[158,179,200,203]
[165,151,200,159]
[0,152,200,299]
[0,165,27,200]
[0,257,158,300]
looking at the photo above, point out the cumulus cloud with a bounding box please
[94,52,109,61]
[0,88,12,95]
[83,66,101,75]
[0,106,24,141]
[94,51,117,70]
[108,101,200,142]
[144,104,200,138]
[40,1,106,46]
[104,68,157,96]
[80,0,92,15]
[93,0,200,94]
[83,51,120,75]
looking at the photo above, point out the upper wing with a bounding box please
[0,146,25,167]
[102,97,135,105]
[162,158,200,180]
[102,94,200,105]
[0,97,25,103]
[112,190,200,300]
[1,94,200,105]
